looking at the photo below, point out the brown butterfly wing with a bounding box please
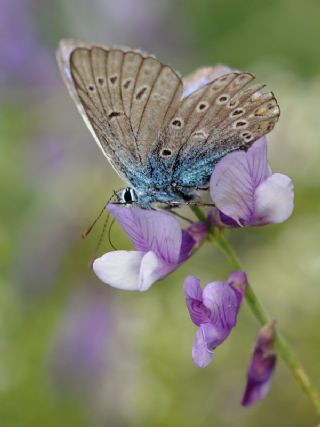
[57,40,183,182]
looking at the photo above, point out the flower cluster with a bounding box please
[93,136,294,291]
[91,66,294,407]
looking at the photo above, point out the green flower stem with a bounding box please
[190,206,320,415]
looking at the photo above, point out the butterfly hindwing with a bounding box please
[153,72,280,188]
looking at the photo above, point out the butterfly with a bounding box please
[57,40,280,209]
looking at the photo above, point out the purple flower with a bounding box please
[242,320,277,406]
[93,204,207,291]
[184,271,248,368]
[209,137,294,227]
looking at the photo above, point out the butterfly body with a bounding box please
[57,40,280,208]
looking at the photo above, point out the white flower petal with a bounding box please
[93,251,144,291]
[255,173,294,224]
[139,251,176,291]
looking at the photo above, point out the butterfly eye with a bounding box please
[122,188,137,203]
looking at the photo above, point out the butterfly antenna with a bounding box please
[82,205,107,239]
[108,217,117,250]
[82,194,115,239]
[89,211,113,268]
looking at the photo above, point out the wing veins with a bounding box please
[184,73,240,144]
[160,81,184,131]
[136,63,164,137]
[71,64,117,142]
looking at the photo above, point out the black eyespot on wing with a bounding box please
[218,95,228,102]
[161,148,172,156]
[135,86,148,100]
[231,108,244,117]
[235,120,248,128]
[108,111,122,119]
[123,79,132,89]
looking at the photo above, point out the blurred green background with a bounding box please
[1,1,320,426]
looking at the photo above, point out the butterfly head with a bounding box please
[116,187,139,205]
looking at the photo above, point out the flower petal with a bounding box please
[185,222,208,246]
[246,137,271,188]
[192,326,214,368]
[184,276,211,326]
[107,205,149,252]
[208,207,239,228]
[93,250,144,291]
[209,138,271,224]
[139,251,176,291]
[202,322,230,349]
[108,204,182,264]
[179,230,196,263]
[202,281,240,329]
[192,323,229,368]
[210,150,254,223]
[254,173,294,224]
[242,321,277,406]
[227,271,248,305]
[184,275,203,300]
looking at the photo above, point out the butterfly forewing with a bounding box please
[135,65,182,161]
[57,40,183,176]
